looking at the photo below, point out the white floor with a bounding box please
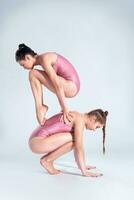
[1,151,134,200]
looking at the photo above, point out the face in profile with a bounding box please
[18,55,34,70]
[86,115,104,131]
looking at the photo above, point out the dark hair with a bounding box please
[15,43,37,61]
[87,109,108,155]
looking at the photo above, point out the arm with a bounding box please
[73,117,103,177]
[69,112,103,178]
[73,115,87,175]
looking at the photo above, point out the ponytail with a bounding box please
[87,109,108,155]
[102,125,106,155]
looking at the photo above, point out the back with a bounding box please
[29,112,74,139]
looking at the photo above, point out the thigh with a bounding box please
[58,76,77,97]
[28,132,74,154]
[31,69,77,97]
[32,69,56,93]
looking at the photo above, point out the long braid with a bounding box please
[102,126,106,155]
[87,109,108,155]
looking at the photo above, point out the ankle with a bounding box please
[43,104,48,109]
[36,104,43,110]
[44,156,53,163]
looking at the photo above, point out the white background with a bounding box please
[0,0,134,199]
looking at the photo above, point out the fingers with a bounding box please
[60,115,63,122]
[67,113,73,122]
[60,112,72,124]
[63,113,70,124]
[68,111,74,118]
[61,108,74,124]
[89,174,103,177]
[86,165,96,170]
[83,172,103,177]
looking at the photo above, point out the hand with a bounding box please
[82,171,103,177]
[61,107,73,125]
[86,165,96,170]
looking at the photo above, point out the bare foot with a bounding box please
[40,157,61,175]
[36,104,49,126]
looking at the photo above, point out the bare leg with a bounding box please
[29,69,77,125]
[29,132,74,174]
[29,70,50,125]
[40,141,74,175]
[29,132,73,154]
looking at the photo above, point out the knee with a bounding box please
[28,139,41,154]
[28,139,38,153]
[29,69,38,81]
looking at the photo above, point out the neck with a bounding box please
[33,55,40,66]
[82,113,89,129]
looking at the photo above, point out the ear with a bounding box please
[25,54,30,60]
[89,116,95,124]
[92,115,97,122]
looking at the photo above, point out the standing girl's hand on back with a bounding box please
[61,107,73,125]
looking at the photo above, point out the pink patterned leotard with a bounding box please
[52,54,80,95]
[29,112,74,139]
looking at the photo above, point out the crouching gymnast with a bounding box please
[28,109,108,177]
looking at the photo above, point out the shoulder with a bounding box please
[69,111,84,126]
[39,52,58,65]
[70,111,85,141]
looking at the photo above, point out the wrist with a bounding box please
[81,168,87,176]
[62,106,68,111]
[82,171,86,176]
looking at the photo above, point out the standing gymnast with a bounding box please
[15,44,80,125]
[28,109,108,177]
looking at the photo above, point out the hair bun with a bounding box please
[104,111,108,117]
[18,43,26,49]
